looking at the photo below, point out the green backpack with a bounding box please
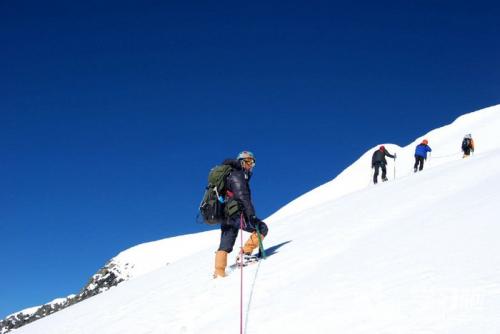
[199,164,240,225]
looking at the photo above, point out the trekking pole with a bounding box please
[255,224,266,259]
[393,156,396,180]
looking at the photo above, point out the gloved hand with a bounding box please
[249,215,262,227]
[394,153,397,159]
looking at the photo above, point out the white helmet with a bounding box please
[237,151,256,168]
[237,151,255,161]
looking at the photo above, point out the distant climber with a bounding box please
[371,145,396,184]
[461,134,475,158]
[414,139,432,172]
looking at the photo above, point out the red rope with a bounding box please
[239,213,244,334]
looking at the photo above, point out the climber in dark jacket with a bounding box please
[461,134,474,158]
[213,151,268,278]
[372,145,396,184]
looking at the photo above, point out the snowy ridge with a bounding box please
[110,230,219,280]
[0,232,220,333]
[268,104,500,223]
[0,260,126,334]
[5,104,500,334]
[1,222,221,334]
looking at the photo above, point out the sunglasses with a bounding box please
[243,158,256,167]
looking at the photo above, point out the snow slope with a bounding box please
[12,105,500,334]
[269,104,500,221]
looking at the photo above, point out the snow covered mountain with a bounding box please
[4,105,500,334]
[0,258,127,333]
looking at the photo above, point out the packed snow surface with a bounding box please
[13,105,500,334]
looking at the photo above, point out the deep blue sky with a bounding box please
[1,0,499,318]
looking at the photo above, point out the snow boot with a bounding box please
[242,232,262,255]
[213,250,228,278]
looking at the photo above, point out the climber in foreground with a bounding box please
[214,151,268,278]
[371,145,396,184]
[414,139,432,172]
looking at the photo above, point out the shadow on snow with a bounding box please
[259,240,292,258]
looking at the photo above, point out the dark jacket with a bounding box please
[415,144,432,158]
[462,138,474,152]
[372,148,395,167]
[222,159,255,220]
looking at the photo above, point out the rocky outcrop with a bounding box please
[0,261,127,334]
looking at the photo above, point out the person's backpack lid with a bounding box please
[208,164,233,193]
